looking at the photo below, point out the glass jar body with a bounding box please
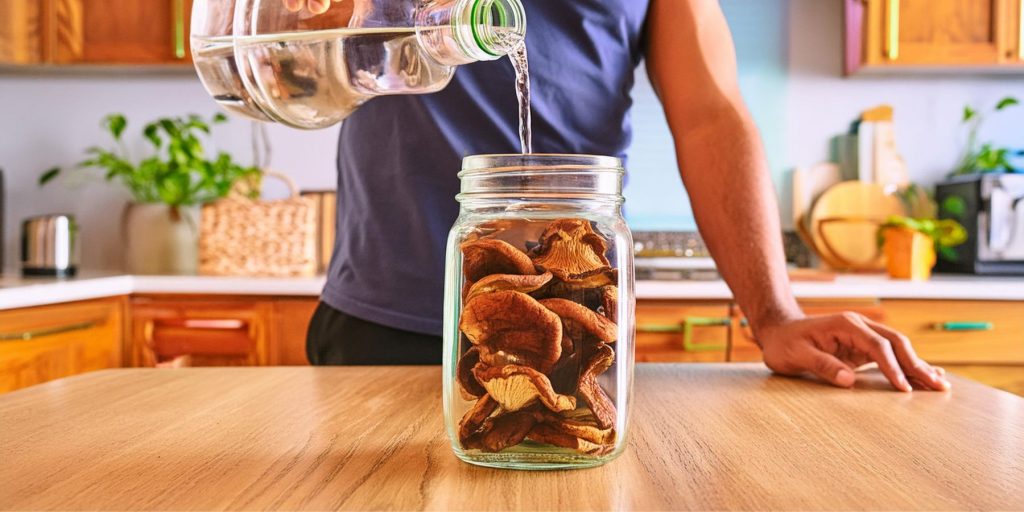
[442,155,635,470]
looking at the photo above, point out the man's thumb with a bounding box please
[806,351,856,388]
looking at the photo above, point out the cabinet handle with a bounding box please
[885,0,900,60]
[932,322,994,332]
[683,317,730,352]
[173,0,186,59]
[0,321,100,341]
[1018,0,1023,60]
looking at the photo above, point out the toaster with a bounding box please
[936,173,1024,275]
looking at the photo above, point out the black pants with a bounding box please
[306,302,442,365]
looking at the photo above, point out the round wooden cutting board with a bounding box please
[809,181,906,271]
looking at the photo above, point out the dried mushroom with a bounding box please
[539,298,618,345]
[462,409,539,453]
[527,423,613,456]
[473,364,576,413]
[600,285,618,321]
[458,394,498,443]
[529,219,611,282]
[457,347,486,399]
[465,272,552,303]
[460,291,562,373]
[578,344,617,429]
[461,239,537,282]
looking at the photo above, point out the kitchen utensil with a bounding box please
[21,214,79,277]
[810,181,905,271]
[792,163,843,268]
[199,171,318,277]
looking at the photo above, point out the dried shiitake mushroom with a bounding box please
[526,423,613,456]
[529,219,611,282]
[461,239,537,282]
[578,344,617,429]
[460,291,563,373]
[458,394,498,443]
[465,272,552,303]
[600,285,618,321]
[472,364,576,413]
[457,347,486,399]
[539,298,618,345]
[462,408,539,453]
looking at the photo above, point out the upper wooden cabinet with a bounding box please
[0,0,193,66]
[846,0,1024,73]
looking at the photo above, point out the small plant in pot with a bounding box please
[951,96,1021,176]
[40,113,259,275]
[878,216,967,281]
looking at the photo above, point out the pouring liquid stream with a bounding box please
[508,41,532,155]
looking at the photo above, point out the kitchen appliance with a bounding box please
[936,173,1024,275]
[21,214,79,277]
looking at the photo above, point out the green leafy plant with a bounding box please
[878,216,967,262]
[952,96,1022,176]
[40,113,259,206]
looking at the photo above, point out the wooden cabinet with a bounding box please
[846,0,1024,73]
[0,298,124,393]
[880,300,1024,364]
[0,0,193,66]
[127,296,315,368]
[635,301,731,362]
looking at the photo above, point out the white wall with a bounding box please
[0,73,338,271]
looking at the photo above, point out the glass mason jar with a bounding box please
[443,154,635,470]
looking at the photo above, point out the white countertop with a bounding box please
[1,272,1023,311]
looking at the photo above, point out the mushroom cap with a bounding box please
[472,363,577,413]
[465,272,552,303]
[578,343,617,429]
[530,219,611,281]
[461,239,537,282]
[600,285,618,322]
[540,298,618,344]
[526,423,613,456]
[457,347,487,399]
[460,291,563,373]
[462,408,539,453]
[458,394,498,443]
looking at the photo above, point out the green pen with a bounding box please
[932,322,994,332]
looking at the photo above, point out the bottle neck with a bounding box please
[417,0,526,65]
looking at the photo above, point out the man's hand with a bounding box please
[756,313,951,392]
[283,0,342,14]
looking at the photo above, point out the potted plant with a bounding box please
[951,96,1021,176]
[40,113,259,275]
[878,216,967,281]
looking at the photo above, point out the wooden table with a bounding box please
[1,365,1022,510]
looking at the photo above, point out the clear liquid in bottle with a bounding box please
[192,35,274,122]
[234,27,456,130]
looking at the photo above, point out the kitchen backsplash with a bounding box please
[1,0,1021,272]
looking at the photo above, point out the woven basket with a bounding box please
[199,172,319,277]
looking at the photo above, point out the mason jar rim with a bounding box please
[460,153,624,176]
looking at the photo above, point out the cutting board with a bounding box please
[810,181,905,271]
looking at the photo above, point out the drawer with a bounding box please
[731,299,885,363]
[0,298,124,393]
[882,300,1024,365]
[130,297,271,367]
[946,365,1024,397]
[636,301,730,363]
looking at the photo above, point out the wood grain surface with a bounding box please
[1,365,1022,510]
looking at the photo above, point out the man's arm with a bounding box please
[645,0,949,391]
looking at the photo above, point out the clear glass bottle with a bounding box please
[227,0,526,129]
[443,154,635,470]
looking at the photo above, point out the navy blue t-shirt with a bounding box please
[322,0,650,335]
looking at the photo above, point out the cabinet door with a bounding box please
[129,297,272,367]
[0,1,44,64]
[881,300,1024,365]
[270,299,317,365]
[50,0,193,64]
[635,301,731,363]
[0,298,124,393]
[730,299,886,363]
[857,0,1021,68]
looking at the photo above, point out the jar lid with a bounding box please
[458,154,624,202]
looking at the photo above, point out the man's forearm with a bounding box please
[674,106,802,335]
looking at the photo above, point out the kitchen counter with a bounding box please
[2,272,1024,310]
[0,365,1021,510]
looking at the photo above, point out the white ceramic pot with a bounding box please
[122,203,200,275]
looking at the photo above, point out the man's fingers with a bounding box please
[283,0,305,12]
[865,318,951,391]
[802,350,857,388]
[308,0,331,13]
[835,313,911,392]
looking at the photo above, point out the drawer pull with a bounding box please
[0,320,100,341]
[636,324,684,333]
[683,317,730,352]
[932,322,993,332]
